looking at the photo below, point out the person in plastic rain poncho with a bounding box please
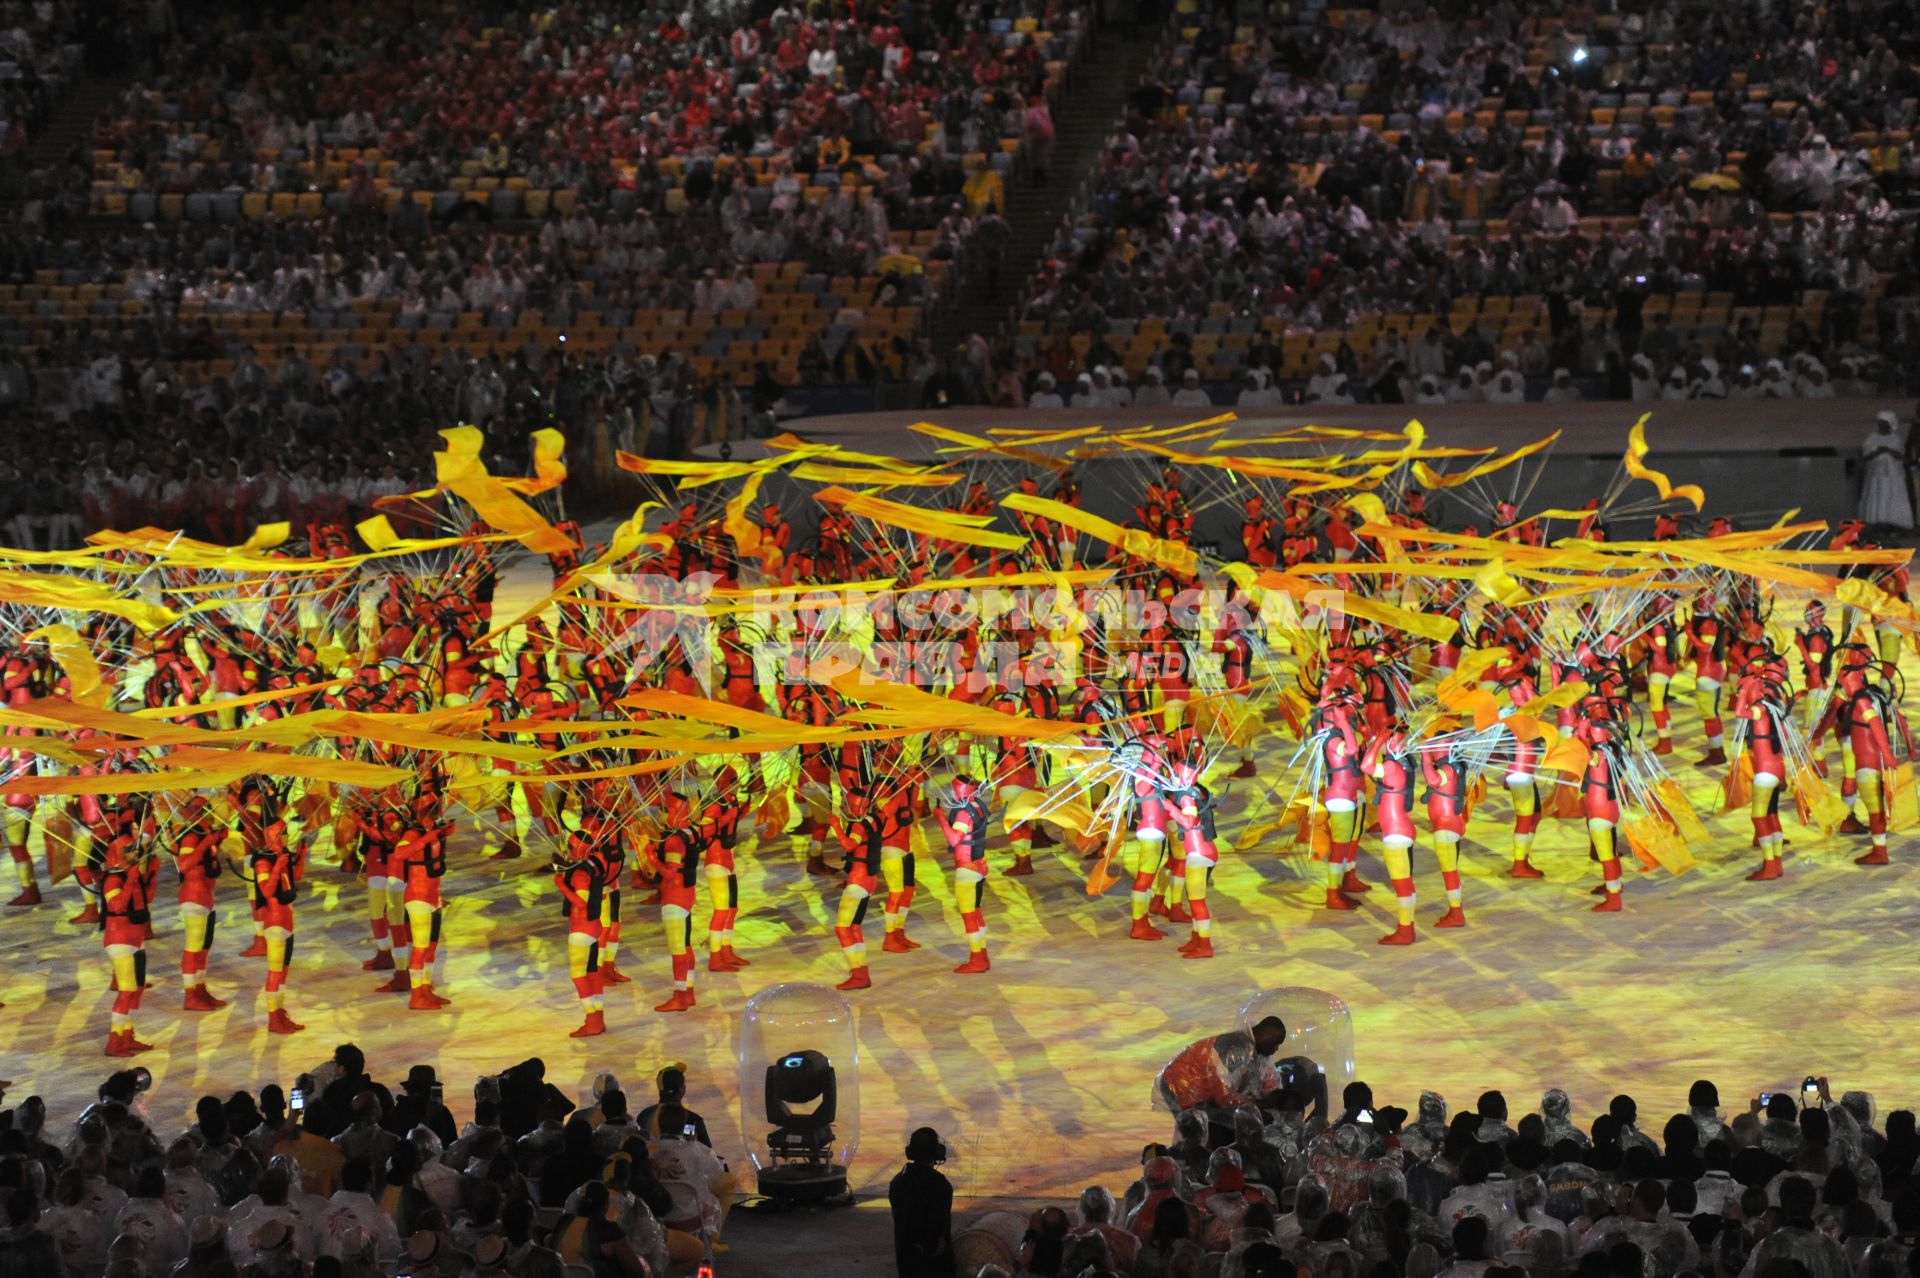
[1154,1017,1328,1129]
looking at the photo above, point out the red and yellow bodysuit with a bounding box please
[655,798,702,1012]
[249,819,306,1034]
[102,841,155,1057]
[555,829,611,1036]
[174,801,227,1011]
[391,800,451,1011]
[830,793,884,991]
[938,778,992,972]
[1688,604,1729,765]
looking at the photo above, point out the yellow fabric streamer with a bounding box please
[818,487,1029,551]
[1413,431,1560,489]
[0,569,177,631]
[25,624,108,707]
[1622,416,1706,511]
[1000,492,1198,576]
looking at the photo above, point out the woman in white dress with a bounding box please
[1860,411,1914,529]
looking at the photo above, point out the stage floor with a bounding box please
[4,700,1917,1201]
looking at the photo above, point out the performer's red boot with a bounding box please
[805,854,835,877]
[1129,918,1167,940]
[1839,815,1869,834]
[882,931,918,954]
[1434,906,1467,928]
[69,902,99,926]
[1855,848,1892,866]
[376,971,410,994]
[707,951,741,973]
[1233,759,1258,778]
[954,951,991,973]
[491,838,522,861]
[1652,739,1672,756]
[105,1031,132,1057]
[182,986,226,1011]
[408,986,445,1010]
[654,990,696,1013]
[362,952,395,971]
[721,947,752,967]
[1165,903,1192,924]
[570,1011,606,1037]
[834,967,871,991]
[600,964,632,984]
[267,1009,305,1034]
[1377,924,1416,946]
[1181,936,1215,958]
[1323,889,1358,910]
[1697,747,1727,767]
[1148,897,1168,917]
[1591,893,1623,912]
[1746,859,1784,881]
[1003,856,1035,877]
[1509,859,1544,879]
[1339,869,1372,894]
[238,936,267,958]
[7,884,41,907]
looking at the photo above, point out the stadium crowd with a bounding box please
[8,1053,1918,1278]
[0,1053,733,1278]
[999,0,1920,405]
[991,1065,1920,1278]
[0,0,87,177]
[3,0,1920,540]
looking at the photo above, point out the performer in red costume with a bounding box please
[171,797,228,1011]
[1125,732,1174,939]
[1316,698,1372,908]
[1847,676,1899,866]
[1241,498,1277,568]
[936,775,992,972]
[702,773,751,972]
[390,789,453,1010]
[1644,597,1684,755]
[352,795,404,972]
[1574,710,1626,911]
[654,792,703,1011]
[248,800,307,1034]
[1688,595,1729,766]
[1363,727,1419,944]
[99,807,156,1056]
[1732,660,1791,879]
[1165,760,1219,958]
[1419,744,1470,929]
[555,812,612,1036]
[1796,601,1834,692]
[829,786,884,990]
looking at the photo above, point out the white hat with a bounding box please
[1552,367,1570,379]
[1037,371,1055,388]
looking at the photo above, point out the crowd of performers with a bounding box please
[1,420,1916,1056]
